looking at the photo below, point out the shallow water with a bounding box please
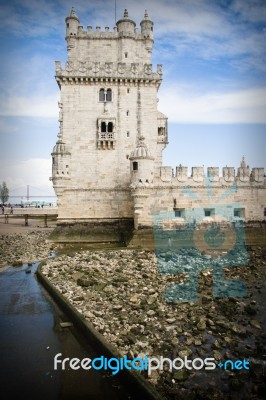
[0,261,135,400]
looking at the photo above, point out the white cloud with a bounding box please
[159,85,266,123]
[0,93,59,117]
[0,158,54,195]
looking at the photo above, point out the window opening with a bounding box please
[133,162,138,171]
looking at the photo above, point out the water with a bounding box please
[0,262,136,399]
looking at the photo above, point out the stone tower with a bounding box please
[51,8,168,239]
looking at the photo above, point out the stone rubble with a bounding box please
[41,247,266,400]
[0,231,53,267]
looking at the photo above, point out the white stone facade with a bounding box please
[51,9,266,232]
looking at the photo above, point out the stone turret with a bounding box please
[140,10,154,52]
[129,136,154,185]
[50,102,71,198]
[65,7,80,37]
[116,9,136,36]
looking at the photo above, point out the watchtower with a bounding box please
[51,8,168,237]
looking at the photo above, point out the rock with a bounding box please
[84,311,94,319]
[197,320,206,330]
[129,295,139,303]
[166,318,176,324]
[250,319,261,329]
[171,338,179,346]
[244,304,257,315]
[126,333,137,344]
[194,339,202,346]
[77,277,97,287]
[113,305,123,311]
[213,350,222,360]
[178,349,192,358]
[147,310,156,316]
[173,370,189,381]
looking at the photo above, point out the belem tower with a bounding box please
[51,9,266,244]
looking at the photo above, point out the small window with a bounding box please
[204,209,211,217]
[106,89,112,101]
[99,88,112,102]
[133,162,138,171]
[174,208,184,218]
[66,165,69,168]
[99,88,105,102]
[125,52,128,58]
[264,207,266,217]
[52,157,55,165]
[67,23,69,28]
[126,110,129,116]
[126,155,129,159]
[127,131,130,137]
[127,88,130,94]
[234,208,245,218]
[107,122,113,133]
[101,122,106,132]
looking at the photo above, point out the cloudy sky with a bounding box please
[0,0,265,198]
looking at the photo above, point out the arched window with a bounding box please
[107,122,113,132]
[99,88,105,102]
[101,122,106,132]
[99,88,112,102]
[106,89,112,101]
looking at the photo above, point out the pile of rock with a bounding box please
[0,231,53,267]
[42,247,266,399]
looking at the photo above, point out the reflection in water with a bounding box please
[0,262,135,400]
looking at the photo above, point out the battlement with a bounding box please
[66,25,144,38]
[65,8,153,41]
[158,164,265,185]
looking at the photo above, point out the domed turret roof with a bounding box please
[66,7,80,22]
[130,136,153,159]
[116,9,136,28]
[52,140,70,154]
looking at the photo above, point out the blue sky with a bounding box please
[0,0,265,197]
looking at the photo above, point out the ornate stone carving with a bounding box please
[144,64,152,75]
[105,62,113,74]
[66,61,74,72]
[176,164,188,182]
[223,167,235,182]
[160,167,172,182]
[207,167,219,182]
[92,62,100,73]
[251,168,264,183]
[78,61,87,73]
[192,167,204,182]
[131,63,138,74]
[118,63,126,74]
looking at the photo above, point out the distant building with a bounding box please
[51,9,266,243]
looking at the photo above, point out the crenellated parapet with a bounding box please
[65,8,153,42]
[156,160,265,186]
